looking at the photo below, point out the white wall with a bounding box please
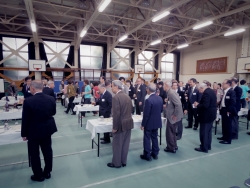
[179,38,241,84]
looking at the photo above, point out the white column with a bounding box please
[34,43,41,80]
[106,37,111,69]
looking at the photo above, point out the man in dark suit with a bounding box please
[218,79,237,144]
[186,78,202,130]
[126,80,135,114]
[21,80,57,182]
[98,84,112,144]
[231,78,242,139]
[193,83,217,153]
[140,83,163,161]
[107,80,134,168]
[134,78,146,115]
[43,80,56,100]
[22,77,33,99]
[172,82,188,140]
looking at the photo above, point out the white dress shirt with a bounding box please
[221,87,230,108]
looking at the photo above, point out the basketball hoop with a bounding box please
[35,68,40,71]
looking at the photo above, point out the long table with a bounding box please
[214,108,248,135]
[0,109,22,121]
[86,116,166,157]
[73,105,99,127]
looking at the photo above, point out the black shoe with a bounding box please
[176,137,181,140]
[151,154,158,160]
[43,172,51,179]
[101,141,111,144]
[107,163,121,168]
[217,137,224,140]
[194,148,208,153]
[71,113,76,115]
[193,127,197,130]
[30,175,45,182]
[185,126,192,129]
[232,137,238,140]
[64,111,68,114]
[100,137,104,140]
[247,132,250,135]
[140,155,152,161]
[219,141,231,144]
[164,148,176,153]
[175,146,178,151]
[122,164,126,167]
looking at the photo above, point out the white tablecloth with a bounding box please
[86,116,166,139]
[0,125,22,145]
[1,96,24,101]
[0,109,22,121]
[73,98,82,104]
[73,105,99,114]
[216,108,248,120]
[0,100,23,106]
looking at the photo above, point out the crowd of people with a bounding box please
[19,75,250,181]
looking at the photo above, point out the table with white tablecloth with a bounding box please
[0,125,22,145]
[73,105,99,126]
[0,109,22,121]
[214,108,249,135]
[73,97,82,104]
[86,116,166,157]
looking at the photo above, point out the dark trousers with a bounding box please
[221,107,233,143]
[199,122,213,152]
[143,129,159,158]
[135,101,143,115]
[188,106,198,128]
[176,119,183,139]
[66,96,75,113]
[241,99,246,108]
[232,115,239,139]
[28,137,53,177]
[81,98,91,116]
[112,130,131,167]
[166,119,179,150]
[61,98,64,106]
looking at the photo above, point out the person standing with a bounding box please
[126,80,135,114]
[119,77,129,95]
[64,80,76,115]
[140,83,163,161]
[107,80,133,168]
[231,78,242,139]
[100,76,106,85]
[59,80,65,106]
[6,81,19,96]
[134,78,146,115]
[98,84,112,144]
[81,80,92,118]
[74,81,80,95]
[163,81,183,153]
[185,78,201,130]
[193,83,217,153]
[22,77,33,99]
[217,79,237,144]
[21,80,57,182]
[105,80,115,97]
[43,80,56,100]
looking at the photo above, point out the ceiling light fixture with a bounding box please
[152,11,170,22]
[177,44,189,49]
[98,0,112,12]
[224,28,246,36]
[119,35,128,42]
[193,21,213,30]
[150,39,161,45]
[80,29,87,37]
[30,22,36,32]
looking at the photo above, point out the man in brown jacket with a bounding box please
[107,80,134,168]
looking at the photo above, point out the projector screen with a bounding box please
[237,57,250,73]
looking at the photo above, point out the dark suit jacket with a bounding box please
[112,91,134,133]
[21,92,57,140]
[221,88,237,116]
[135,84,146,104]
[99,90,112,118]
[187,86,202,108]
[158,87,164,101]
[22,84,33,99]
[43,87,55,100]
[177,87,188,110]
[233,86,242,112]
[197,88,217,124]
[128,85,135,99]
[142,94,163,130]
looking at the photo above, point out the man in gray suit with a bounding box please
[107,80,134,168]
[164,80,183,153]
[6,82,19,96]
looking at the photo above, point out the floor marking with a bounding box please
[79,144,250,188]
[52,132,89,139]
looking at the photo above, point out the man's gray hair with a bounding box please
[31,80,44,90]
[198,83,207,89]
[112,80,123,90]
[48,80,54,85]
[164,80,172,87]
[148,83,156,92]
[98,83,106,88]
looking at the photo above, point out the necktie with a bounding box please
[100,94,103,99]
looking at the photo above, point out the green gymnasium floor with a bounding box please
[0,103,250,188]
